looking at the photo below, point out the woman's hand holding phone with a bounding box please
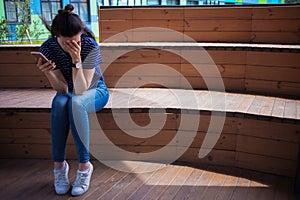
[37,58,56,73]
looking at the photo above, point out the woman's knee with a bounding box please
[52,93,69,109]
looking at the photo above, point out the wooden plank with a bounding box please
[172,168,205,200]
[179,148,236,167]
[100,20,132,32]
[236,94,255,113]
[236,152,297,177]
[247,95,267,115]
[225,93,246,112]
[132,8,184,20]
[142,165,183,199]
[260,97,276,116]
[184,7,252,19]
[0,50,37,64]
[245,79,300,98]
[99,8,133,20]
[104,76,181,89]
[0,76,51,88]
[236,134,298,160]
[252,6,300,20]
[182,77,244,91]
[128,165,169,200]
[272,98,286,118]
[157,166,194,200]
[102,49,181,64]
[246,65,300,83]
[183,31,251,43]
[0,64,42,76]
[251,32,300,44]
[112,166,157,200]
[297,101,300,120]
[180,64,246,78]
[0,112,51,129]
[84,167,132,200]
[216,167,241,200]
[103,63,181,77]
[252,19,300,32]
[247,51,300,68]
[198,168,227,200]
[284,100,297,119]
[185,169,216,200]
[132,19,184,31]
[237,118,300,143]
[184,19,251,32]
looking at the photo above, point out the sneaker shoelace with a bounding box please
[73,172,89,188]
[54,170,68,185]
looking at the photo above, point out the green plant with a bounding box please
[14,0,31,43]
[0,17,8,43]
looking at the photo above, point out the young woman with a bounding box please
[37,4,109,196]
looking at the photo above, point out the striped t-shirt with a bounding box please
[40,36,103,91]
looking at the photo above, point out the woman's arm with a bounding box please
[37,59,68,93]
[65,40,95,95]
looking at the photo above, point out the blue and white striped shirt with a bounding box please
[40,36,103,91]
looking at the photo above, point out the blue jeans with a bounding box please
[51,80,109,163]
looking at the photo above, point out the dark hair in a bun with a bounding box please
[42,4,95,40]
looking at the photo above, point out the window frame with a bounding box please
[41,0,62,23]
[70,0,90,22]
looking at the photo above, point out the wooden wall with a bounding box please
[98,6,300,44]
[1,46,299,98]
[0,110,299,178]
[101,46,300,98]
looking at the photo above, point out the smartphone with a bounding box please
[30,52,49,63]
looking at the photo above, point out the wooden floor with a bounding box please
[0,159,298,200]
[0,88,299,120]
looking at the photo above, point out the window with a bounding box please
[5,0,18,23]
[41,0,62,22]
[70,0,90,22]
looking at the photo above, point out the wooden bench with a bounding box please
[0,44,300,194]
[1,4,300,194]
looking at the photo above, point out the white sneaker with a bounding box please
[71,162,93,196]
[53,161,70,195]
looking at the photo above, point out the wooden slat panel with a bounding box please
[247,52,300,67]
[245,79,300,98]
[260,97,276,116]
[251,32,300,44]
[184,19,251,32]
[284,100,297,119]
[103,63,180,76]
[181,64,245,78]
[0,50,37,64]
[0,112,51,129]
[132,19,184,31]
[183,31,251,43]
[237,118,300,143]
[157,166,194,200]
[272,98,286,118]
[252,19,300,32]
[236,152,296,177]
[100,20,132,32]
[181,77,244,91]
[184,7,252,19]
[236,134,298,160]
[132,8,184,20]
[0,76,51,88]
[246,65,300,82]
[247,95,266,115]
[0,64,42,76]
[252,6,300,20]
[100,8,133,20]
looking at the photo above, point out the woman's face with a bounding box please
[57,32,81,53]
